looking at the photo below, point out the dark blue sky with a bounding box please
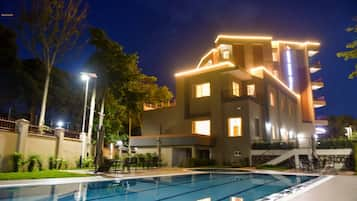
[1,0,357,118]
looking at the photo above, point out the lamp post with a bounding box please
[79,72,97,168]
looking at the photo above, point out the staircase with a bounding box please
[262,148,312,166]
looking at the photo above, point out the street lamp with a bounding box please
[56,121,64,128]
[79,72,97,168]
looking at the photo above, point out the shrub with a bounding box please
[184,158,216,168]
[317,138,352,149]
[353,143,357,172]
[27,155,41,172]
[49,156,55,170]
[11,152,24,172]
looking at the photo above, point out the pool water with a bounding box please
[0,173,316,201]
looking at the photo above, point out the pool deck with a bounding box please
[1,168,357,201]
[288,175,357,201]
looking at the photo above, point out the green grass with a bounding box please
[0,170,92,180]
[256,165,290,171]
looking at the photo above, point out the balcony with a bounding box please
[311,79,324,90]
[130,134,215,147]
[313,96,326,108]
[143,100,176,111]
[310,63,322,74]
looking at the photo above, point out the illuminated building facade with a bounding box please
[131,35,325,166]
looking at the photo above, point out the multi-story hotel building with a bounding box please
[131,35,326,167]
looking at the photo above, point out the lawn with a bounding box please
[0,170,92,180]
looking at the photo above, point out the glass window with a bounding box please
[192,120,210,136]
[195,82,210,98]
[232,81,240,96]
[222,50,230,59]
[269,92,275,107]
[247,84,255,96]
[228,117,242,137]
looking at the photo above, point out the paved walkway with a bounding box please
[291,175,357,201]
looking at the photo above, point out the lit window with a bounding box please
[222,50,230,59]
[195,82,210,98]
[272,49,279,62]
[269,92,275,107]
[228,117,242,137]
[192,120,210,136]
[232,81,240,96]
[247,84,255,96]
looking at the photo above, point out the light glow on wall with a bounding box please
[272,40,320,46]
[215,35,272,43]
[192,120,211,136]
[315,127,327,134]
[285,48,294,89]
[249,66,300,98]
[196,48,217,68]
[175,61,235,77]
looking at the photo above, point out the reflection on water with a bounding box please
[0,173,315,201]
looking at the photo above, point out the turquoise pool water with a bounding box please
[0,173,316,201]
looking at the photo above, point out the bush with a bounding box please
[49,157,68,170]
[27,155,42,172]
[252,142,296,150]
[317,138,352,149]
[11,152,24,172]
[183,158,216,168]
[76,157,94,168]
[353,143,357,172]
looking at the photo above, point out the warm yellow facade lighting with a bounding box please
[196,48,217,68]
[215,35,272,43]
[272,40,320,46]
[313,100,326,108]
[249,66,300,98]
[311,81,324,90]
[175,61,235,77]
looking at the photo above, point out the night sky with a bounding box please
[1,0,357,118]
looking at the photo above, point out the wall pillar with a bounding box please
[192,146,197,159]
[15,119,30,155]
[294,154,300,169]
[55,128,65,158]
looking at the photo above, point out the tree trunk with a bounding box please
[38,69,51,127]
[95,97,105,171]
[128,114,132,155]
[87,80,96,157]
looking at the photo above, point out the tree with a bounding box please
[337,17,357,79]
[87,28,173,165]
[0,24,21,109]
[20,0,88,126]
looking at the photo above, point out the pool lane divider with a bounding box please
[86,173,258,201]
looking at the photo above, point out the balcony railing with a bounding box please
[310,63,322,74]
[311,79,324,90]
[64,130,80,139]
[0,119,15,131]
[143,100,176,111]
[313,96,326,108]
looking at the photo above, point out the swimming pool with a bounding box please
[0,173,317,201]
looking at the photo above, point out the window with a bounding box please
[269,92,275,107]
[228,117,242,137]
[195,82,210,98]
[232,81,240,96]
[192,120,210,135]
[247,84,255,96]
[272,49,279,62]
[222,50,230,59]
